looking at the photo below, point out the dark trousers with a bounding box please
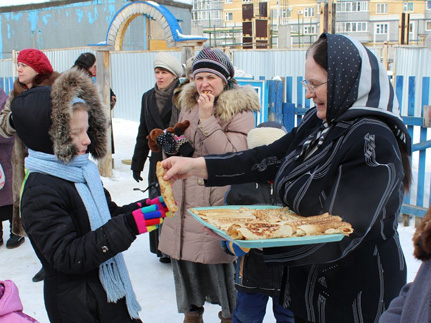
[232,291,294,323]
[293,316,311,323]
[0,204,13,236]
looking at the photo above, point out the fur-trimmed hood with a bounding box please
[413,207,431,261]
[177,82,260,121]
[12,68,107,163]
[50,68,108,162]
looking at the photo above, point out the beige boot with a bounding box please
[218,311,232,323]
[184,308,204,323]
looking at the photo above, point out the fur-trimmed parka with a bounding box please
[50,68,107,162]
[158,81,261,264]
[13,68,143,323]
[0,73,60,236]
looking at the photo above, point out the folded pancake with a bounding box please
[191,207,354,241]
[229,222,295,240]
[156,161,178,213]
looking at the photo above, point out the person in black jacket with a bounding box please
[221,121,294,323]
[160,33,412,323]
[11,68,167,323]
[131,52,183,262]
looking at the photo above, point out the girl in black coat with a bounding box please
[160,33,412,323]
[11,68,166,323]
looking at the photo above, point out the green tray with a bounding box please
[188,205,345,248]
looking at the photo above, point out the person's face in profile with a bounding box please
[70,106,91,155]
[304,56,328,121]
[88,63,96,77]
[154,67,177,90]
[17,62,38,87]
[194,72,225,98]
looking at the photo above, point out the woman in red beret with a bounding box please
[0,48,60,282]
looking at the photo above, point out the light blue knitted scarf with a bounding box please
[25,150,141,319]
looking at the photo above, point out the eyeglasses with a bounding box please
[301,80,327,93]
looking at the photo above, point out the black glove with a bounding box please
[178,141,194,157]
[133,171,143,182]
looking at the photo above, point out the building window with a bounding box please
[336,1,368,12]
[426,21,431,31]
[336,22,368,32]
[304,26,316,34]
[243,0,252,2]
[225,12,233,21]
[199,11,208,20]
[304,7,315,17]
[403,2,414,12]
[376,3,388,14]
[225,0,232,3]
[376,23,388,34]
[280,8,291,18]
[427,1,431,10]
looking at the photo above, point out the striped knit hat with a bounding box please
[192,48,234,84]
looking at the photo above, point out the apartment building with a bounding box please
[191,0,431,47]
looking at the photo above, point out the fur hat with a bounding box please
[153,52,183,78]
[247,121,287,149]
[12,68,107,163]
[192,48,234,84]
[17,49,53,75]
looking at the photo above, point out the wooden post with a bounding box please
[96,50,113,178]
[383,41,389,71]
[327,0,336,34]
[403,214,410,226]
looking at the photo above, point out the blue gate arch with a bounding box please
[103,1,206,50]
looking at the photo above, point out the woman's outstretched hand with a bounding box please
[161,157,208,182]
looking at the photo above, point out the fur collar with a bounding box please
[13,72,60,98]
[414,207,431,260]
[50,68,107,162]
[177,82,261,121]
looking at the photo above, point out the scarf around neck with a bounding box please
[154,79,178,113]
[25,150,141,319]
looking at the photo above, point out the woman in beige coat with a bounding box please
[158,48,260,323]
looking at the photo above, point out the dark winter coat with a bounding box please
[131,79,180,194]
[0,92,13,208]
[13,69,142,323]
[21,175,139,323]
[206,111,407,322]
[203,33,411,322]
[225,182,284,296]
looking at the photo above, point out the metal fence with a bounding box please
[1,46,431,218]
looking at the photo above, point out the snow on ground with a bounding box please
[0,118,421,322]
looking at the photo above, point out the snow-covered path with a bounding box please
[0,119,421,323]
